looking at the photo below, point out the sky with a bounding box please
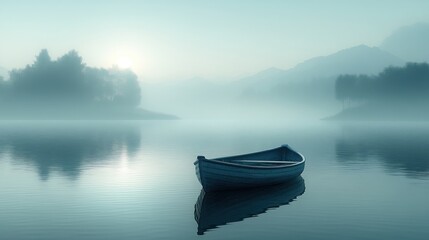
[1,0,429,82]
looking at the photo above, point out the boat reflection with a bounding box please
[194,177,305,235]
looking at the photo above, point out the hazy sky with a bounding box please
[1,0,429,81]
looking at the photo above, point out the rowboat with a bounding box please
[194,177,305,235]
[194,145,305,192]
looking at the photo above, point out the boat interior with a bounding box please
[210,146,304,166]
[224,160,299,167]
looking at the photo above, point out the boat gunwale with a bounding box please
[194,145,305,169]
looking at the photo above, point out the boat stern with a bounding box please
[194,156,206,185]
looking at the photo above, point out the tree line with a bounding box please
[0,49,141,109]
[336,62,429,106]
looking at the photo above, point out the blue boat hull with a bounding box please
[194,145,305,192]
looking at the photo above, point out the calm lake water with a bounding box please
[0,120,428,240]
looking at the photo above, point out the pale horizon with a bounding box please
[1,0,429,82]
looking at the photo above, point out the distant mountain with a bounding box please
[290,45,404,78]
[236,67,286,85]
[143,44,407,119]
[239,45,404,88]
[227,44,406,118]
[235,44,405,103]
[142,44,408,119]
[380,23,429,63]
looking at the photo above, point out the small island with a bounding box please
[0,50,177,120]
[327,62,429,121]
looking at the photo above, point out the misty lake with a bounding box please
[0,120,428,240]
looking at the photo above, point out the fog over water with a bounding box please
[1,120,428,239]
[1,1,429,240]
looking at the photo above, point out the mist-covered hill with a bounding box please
[326,23,429,121]
[239,45,404,88]
[142,23,428,120]
[141,78,236,119]
[232,45,405,117]
[381,23,429,63]
[142,45,405,119]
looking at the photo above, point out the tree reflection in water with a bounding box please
[0,121,141,180]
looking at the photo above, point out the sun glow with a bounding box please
[109,45,145,73]
[117,56,133,69]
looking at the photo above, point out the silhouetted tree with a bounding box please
[336,74,358,108]
[34,49,51,68]
[335,62,429,108]
[0,76,5,98]
[377,63,429,101]
[110,68,141,107]
[0,49,142,111]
